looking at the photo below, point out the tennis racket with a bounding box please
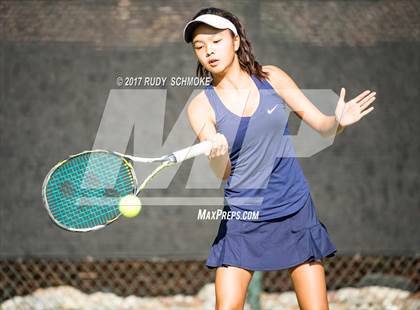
[42,141,212,232]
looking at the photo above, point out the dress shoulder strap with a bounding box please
[251,74,274,90]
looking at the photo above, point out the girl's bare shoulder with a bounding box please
[187,89,216,124]
[261,65,297,92]
[262,65,288,82]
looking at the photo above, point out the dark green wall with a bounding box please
[1,0,419,258]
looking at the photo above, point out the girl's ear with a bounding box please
[233,35,240,52]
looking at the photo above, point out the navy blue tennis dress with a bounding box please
[204,74,337,271]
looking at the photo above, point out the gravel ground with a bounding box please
[1,284,419,310]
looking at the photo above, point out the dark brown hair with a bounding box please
[189,7,268,81]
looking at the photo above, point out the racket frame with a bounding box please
[41,149,139,232]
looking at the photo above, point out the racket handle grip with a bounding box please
[172,140,212,163]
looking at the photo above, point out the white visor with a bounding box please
[183,14,238,43]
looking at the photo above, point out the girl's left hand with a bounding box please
[335,88,376,127]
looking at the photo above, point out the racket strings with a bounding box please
[45,152,136,230]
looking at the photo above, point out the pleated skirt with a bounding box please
[206,194,337,271]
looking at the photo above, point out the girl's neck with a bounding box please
[211,58,251,90]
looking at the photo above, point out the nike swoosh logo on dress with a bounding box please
[267,105,278,114]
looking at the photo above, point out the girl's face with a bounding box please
[191,23,240,74]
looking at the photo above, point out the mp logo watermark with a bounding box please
[90,86,340,207]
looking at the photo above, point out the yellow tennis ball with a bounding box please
[119,195,142,218]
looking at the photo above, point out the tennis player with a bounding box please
[184,7,376,310]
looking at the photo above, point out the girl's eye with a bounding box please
[214,40,221,43]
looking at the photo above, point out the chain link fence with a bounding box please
[1,254,418,303]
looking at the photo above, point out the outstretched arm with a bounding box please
[262,65,376,137]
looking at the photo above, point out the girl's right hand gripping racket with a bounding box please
[42,141,212,232]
